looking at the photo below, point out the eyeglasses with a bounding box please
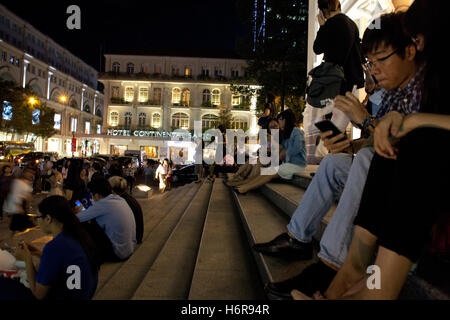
[34,215,44,220]
[365,50,398,70]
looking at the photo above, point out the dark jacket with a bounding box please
[120,192,144,244]
[313,13,365,92]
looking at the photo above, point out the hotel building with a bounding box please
[99,53,259,162]
[0,3,104,157]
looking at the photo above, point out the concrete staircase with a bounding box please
[93,170,448,300]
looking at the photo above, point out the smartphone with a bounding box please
[315,120,346,143]
[75,200,86,211]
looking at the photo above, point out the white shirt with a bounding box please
[77,194,136,259]
[3,179,32,214]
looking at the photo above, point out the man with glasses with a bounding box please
[253,13,426,299]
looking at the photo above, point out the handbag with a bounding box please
[306,61,346,108]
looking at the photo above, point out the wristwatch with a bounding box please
[361,116,376,132]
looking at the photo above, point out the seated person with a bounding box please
[76,178,136,262]
[0,196,99,300]
[253,12,426,298]
[295,2,447,299]
[108,176,144,244]
[234,109,306,194]
[227,119,281,186]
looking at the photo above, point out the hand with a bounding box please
[22,241,42,256]
[15,240,31,261]
[73,205,83,214]
[291,289,313,300]
[312,291,327,300]
[321,131,351,154]
[374,111,404,159]
[317,10,326,26]
[334,92,370,124]
[395,113,419,139]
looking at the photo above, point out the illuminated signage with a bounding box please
[107,129,193,139]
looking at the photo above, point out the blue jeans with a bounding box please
[287,147,375,268]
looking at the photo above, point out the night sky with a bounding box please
[1,0,244,71]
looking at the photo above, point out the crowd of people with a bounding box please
[0,0,447,301]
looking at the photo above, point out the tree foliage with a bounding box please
[0,80,56,142]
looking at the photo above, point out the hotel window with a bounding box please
[126,63,134,74]
[202,114,219,129]
[231,70,239,78]
[202,89,211,104]
[201,68,209,76]
[124,112,132,127]
[85,121,91,135]
[181,89,190,106]
[97,124,102,134]
[172,88,181,104]
[152,113,161,128]
[138,112,146,127]
[232,117,248,130]
[112,62,120,72]
[139,87,149,103]
[111,86,120,98]
[54,113,61,130]
[184,67,191,77]
[171,113,189,129]
[110,111,119,127]
[125,87,134,102]
[211,89,221,106]
[232,95,241,106]
[153,88,162,105]
[171,66,179,76]
[71,117,78,132]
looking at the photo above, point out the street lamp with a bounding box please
[28,97,37,105]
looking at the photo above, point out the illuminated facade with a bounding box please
[99,54,259,161]
[0,4,105,157]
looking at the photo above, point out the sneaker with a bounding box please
[252,233,313,260]
[265,260,337,299]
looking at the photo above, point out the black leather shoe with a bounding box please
[265,261,337,299]
[252,233,313,260]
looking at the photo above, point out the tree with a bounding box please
[235,0,309,120]
[0,80,56,142]
[218,105,234,129]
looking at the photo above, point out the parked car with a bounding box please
[171,164,198,185]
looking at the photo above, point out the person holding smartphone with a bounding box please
[254,12,427,299]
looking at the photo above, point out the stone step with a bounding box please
[260,182,335,242]
[132,181,213,300]
[231,190,319,291]
[94,182,203,300]
[94,185,189,296]
[188,179,265,300]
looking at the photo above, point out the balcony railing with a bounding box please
[99,72,254,84]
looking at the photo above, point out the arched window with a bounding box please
[152,113,161,128]
[172,87,181,104]
[153,88,162,105]
[232,95,241,106]
[232,117,248,130]
[70,99,78,109]
[124,112,132,127]
[212,89,221,106]
[171,112,189,129]
[112,62,120,73]
[127,63,134,74]
[95,108,102,118]
[139,87,149,103]
[83,104,90,113]
[202,114,219,129]
[138,112,146,127]
[202,89,211,104]
[110,111,119,127]
[181,88,190,106]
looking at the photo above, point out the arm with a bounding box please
[76,202,102,223]
[286,129,305,162]
[16,242,49,300]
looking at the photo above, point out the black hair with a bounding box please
[38,196,100,271]
[1,165,11,175]
[318,0,340,12]
[277,109,297,141]
[405,0,446,115]
[87,177,112,198]
[362,13,413,60]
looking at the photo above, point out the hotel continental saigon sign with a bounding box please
[107,129,193,139]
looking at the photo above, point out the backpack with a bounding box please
[306,62,346,108]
